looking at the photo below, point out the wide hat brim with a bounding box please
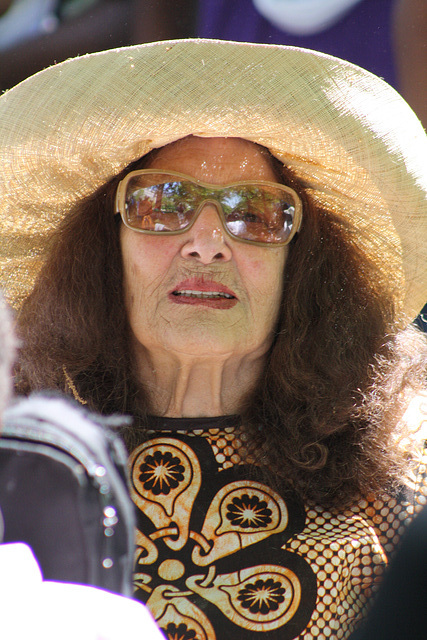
[0,38,426,320]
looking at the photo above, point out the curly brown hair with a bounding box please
[14,145,427,508]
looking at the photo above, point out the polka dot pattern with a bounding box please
[177,425,247,470]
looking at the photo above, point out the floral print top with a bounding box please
[129,402,427,640]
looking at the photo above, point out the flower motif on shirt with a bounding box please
[139,450,185,495]
[226,494,273,528]
[129,434,316,640]
[161,622,197,640]
[238,578,286,614]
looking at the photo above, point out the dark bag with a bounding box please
[0,394,135,596]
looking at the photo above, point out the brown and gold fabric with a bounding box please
[129,401,427,639]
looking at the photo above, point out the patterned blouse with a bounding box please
[129,400,427,640]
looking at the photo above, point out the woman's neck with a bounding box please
[135,347,265,418]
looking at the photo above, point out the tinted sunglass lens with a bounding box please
[223,187,295,244]
[125,180,194,231]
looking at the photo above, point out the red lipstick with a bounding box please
[169,278,238,309]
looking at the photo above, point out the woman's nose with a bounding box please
[180,203,232,264]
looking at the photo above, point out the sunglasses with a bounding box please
[115,169,303,246]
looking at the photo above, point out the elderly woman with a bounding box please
[0,40,426,639]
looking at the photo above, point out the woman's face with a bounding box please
[120,136,288,362]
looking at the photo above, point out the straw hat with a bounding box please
[0,38,426,321]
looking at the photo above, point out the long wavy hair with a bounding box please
[15,143,427,508]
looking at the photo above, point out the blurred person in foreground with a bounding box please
[0,39,426,639]
[0,293,164,639]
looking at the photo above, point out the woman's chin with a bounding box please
[160,333,241,359]
[152,326,272,362]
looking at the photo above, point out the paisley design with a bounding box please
[187,561,304,631]
[130,433,316,640]
[130,438,201,551]
[148,585,216,640]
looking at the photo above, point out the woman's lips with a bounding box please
[169,278,238,309]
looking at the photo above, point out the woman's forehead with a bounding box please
[145,136,279,183]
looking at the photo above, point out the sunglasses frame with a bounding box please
[115,169,303,247]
